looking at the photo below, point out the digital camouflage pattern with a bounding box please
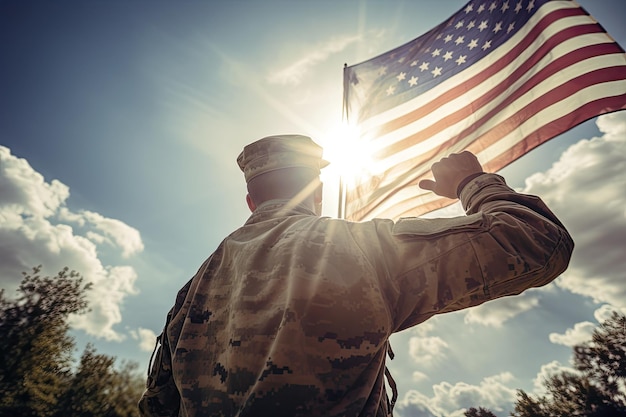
[139,173,574,417]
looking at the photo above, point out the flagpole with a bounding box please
[337,63,349,219]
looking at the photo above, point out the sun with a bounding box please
[318,122,376,187]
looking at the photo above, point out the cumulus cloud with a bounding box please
[463,292,540,327]
[267,35,360,86]
[593,303,625,323]
[531,360,577,396]
[396,373,517,417]
[548,321,596,347]
[412,371,429,383]
[0,146,143,341]
[549,303,625,348]
[521,112,626,310]
[408,336,449,365]
[60,209,144,258]
[130,327,158,353]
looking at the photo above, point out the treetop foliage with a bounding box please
[0,266,144,417]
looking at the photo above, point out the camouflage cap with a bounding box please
[237,134,329,182]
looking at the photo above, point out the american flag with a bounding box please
[342,0,626,221]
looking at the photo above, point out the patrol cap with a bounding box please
[237,134,329,182]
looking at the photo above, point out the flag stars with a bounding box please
[507,22,515,33]
[478,20,489,31]
[455,20,465,29]
[468,39,479,50]
[477,4,485,13]
[431,67,442,77]
[493,21,503,34]
[410,60,419,67]
[378,66,388,76]
[482,40,492,50]
[443,51,454,61]
[515,1,523,13]
[386,85,396,96]
[431,48,442,57]
[456,55,467,65]
[527,0,535,12]
[489,2,497,12]
[467,20,476,30]
[500,1,509,13]
[464,4,474,13]
[444,34,454,43]
[455,36,465,45]
[398,56,406,64]
[419,62,430,71]
[396,72,406,81]
[408,76,418,86]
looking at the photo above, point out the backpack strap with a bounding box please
[385,342,398,415]
[138,279,193,417]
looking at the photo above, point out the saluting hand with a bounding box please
[418,151,484,199]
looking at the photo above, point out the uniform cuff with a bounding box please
[456,172,486,197]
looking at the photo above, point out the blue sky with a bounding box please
[1,1,625,415]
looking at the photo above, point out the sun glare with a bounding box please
[319,123,375,186]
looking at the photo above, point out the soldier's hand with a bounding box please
[418,151,484,199]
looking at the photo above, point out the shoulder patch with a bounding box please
[392,212,485,238]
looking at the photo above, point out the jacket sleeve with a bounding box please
[376,173,574,332]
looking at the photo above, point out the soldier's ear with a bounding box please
[246,194,256,212]
[314,182,323,205]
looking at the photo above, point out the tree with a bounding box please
[465,406,498,417]
[574,311,626,405]
[0,266,90,417]
[512,311,626,417]
[0,266,144,417]
[55,344,145,417]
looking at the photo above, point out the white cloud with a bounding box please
[531,360,577,396]
[548,303,626,349]
[0,146,69,217]
[410,319,436,337]
[593,303,626,323]
[463,292,540,327]
[548,321,595,347]
[396,373,517,417]
[0,146,143,341]
[267,35,360,86]
[130,327,158,353]
[58,208,144,258]
[412,371,429,383]
[521,112,626,310]
[409,336,449,365]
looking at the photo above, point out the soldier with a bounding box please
[139,134,574,417]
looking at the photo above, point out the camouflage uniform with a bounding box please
[139,136,574,417]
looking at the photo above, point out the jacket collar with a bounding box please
[245,199,316,225]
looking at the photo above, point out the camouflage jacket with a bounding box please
[138,173,574,417]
